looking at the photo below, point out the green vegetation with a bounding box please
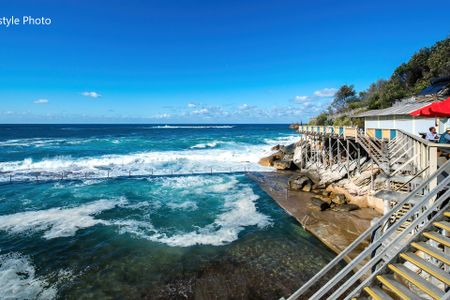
[309,37,450,125]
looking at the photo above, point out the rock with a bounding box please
[258,156,274,167]
[258,151,284,167]
[288,175,311,190]
[272,151,284,160]
[298,170,321,185]
[332,193,347,205]
[313,195,332,204]
[311,197,330,211]
[273,160,293,170]
[302,182,312,192]
[331,204,359,212]
[289,123,299,130]
[322,191,331,197]
[271,144,281,151]
[282,154,294,161]
[280,143,296,155]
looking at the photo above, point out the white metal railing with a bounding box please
[285,159,450,300]
[0,166,260,184]
[342,195,450,299]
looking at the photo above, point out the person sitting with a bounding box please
[439,127,450,144]
[425,126,438,141]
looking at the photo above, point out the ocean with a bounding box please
[0,124,335,299]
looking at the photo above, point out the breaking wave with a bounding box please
[115,181,271,247]
[0,199,126,239]
[0,135,299,181]
[147,125,235,129]
[190,141,219,149]
[0,253,57,299]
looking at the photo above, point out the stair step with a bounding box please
[400,252,450,285]
[363,286,394,300]
[423,231,450,248]
[398,221,413,230]
[444,211,450,218]
[411,242,450,265]
[433,221,450,231]
[388,264,444,300]
[376,274,421,300]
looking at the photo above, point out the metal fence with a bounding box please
[0,166,263,185]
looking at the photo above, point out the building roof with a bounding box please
[353,77,450,118]
[417,76,450,96]
[354,102,432,117]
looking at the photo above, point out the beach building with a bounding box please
[354,76,450,139]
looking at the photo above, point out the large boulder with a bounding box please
[258,156,274,167]
[288,175,312,190]
[332,204,359,212]
[298,170,321,185]
[280,143,296,155]
[311,197,330,211]
[271,144,282,151]
[302,181,312,192]
[332,193,347,205]
[293,144,308,168]
[273,160,293,170]
[258,151,284,167]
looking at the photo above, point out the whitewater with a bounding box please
[0,124,334,299]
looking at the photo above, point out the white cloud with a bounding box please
[33,99,49,104]
[192,108,209,115]
[187,103,196,108]
[314,88,337,97]
[294,95,310,103]
[81,91,101,98]
[239,103,256,110]
[153,113,172,119]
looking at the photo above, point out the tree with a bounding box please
[309,37,450,124]
[309,112,330,125]
[329,85,358,113]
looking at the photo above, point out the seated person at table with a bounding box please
[439,127,450,144]
[426,126,438,141]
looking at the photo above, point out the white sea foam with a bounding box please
[156,175,240,195]
[0,134,300,181]
[166,200,198,211]
[116,185,271,247]
[0,253,57,300]
[190,141,219,149]
[0,199,125,239]
[148,125,235,129]
[158,175,224,189]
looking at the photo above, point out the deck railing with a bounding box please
[298,125,357,139]
[285,159,450,299]
[298,125,450,191]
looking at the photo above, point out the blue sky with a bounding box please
[0,0,449,124]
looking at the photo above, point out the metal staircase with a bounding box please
[356,132,389,174]
[285,160,450,300]
[360,211,450,300]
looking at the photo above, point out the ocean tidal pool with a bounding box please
[0,173,336,299]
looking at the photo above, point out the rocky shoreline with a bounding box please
[253,140,383,260]
[248,171,380,262]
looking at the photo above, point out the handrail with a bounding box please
[344,193,450,300]
[324,177,450,299]
[394,165,429,191]
[286,159,450,299]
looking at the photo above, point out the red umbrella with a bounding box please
[409,96,450,117]
[430,96,450,116]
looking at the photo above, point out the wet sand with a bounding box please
[247,171,381,262]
